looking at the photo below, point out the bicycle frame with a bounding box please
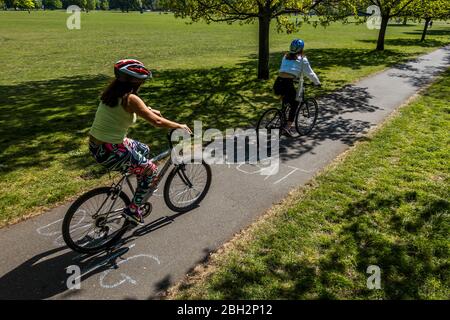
[295,77,306,106]
[279,79,306,119]
[109,147,174,205]
[91,129,193,220]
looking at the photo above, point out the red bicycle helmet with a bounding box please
[114,59,152,83]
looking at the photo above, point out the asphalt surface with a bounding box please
[0,47,448,300]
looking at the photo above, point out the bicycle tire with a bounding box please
[282,102,301,138]
[164,161,212,213]
[62,187,131,254]
[295,98,319,136]
[257,108,283,132]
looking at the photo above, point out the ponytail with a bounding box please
[285,50,304,61]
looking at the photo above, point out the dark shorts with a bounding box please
[273,77,298,122]
[273,76,296,97]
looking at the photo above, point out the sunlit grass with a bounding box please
[0,11,449,225]
[173,71,450,300]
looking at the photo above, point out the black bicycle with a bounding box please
[62,129,212,254]
[257,81,319,137]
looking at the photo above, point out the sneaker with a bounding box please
[281,126,295,137]
[122,206,145,226]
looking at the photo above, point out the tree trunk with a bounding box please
[376,15,389,51]
[403,17,407,25]
[257,14,271,80]
[421,18,431,42]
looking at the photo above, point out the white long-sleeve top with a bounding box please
[279,56,321,85]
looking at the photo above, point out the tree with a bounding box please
[65,0,87,9]
[15,0,35,10]
[98,0,108,9]
[43,0,62,9]
[344,0,419,50]
[109,0,140,12]
[86,0,96,11]
[406,0,450,41]
[163,0,337,80]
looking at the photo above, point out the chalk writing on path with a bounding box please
[235,160,311,185]
[99,253,161,289]
[36,209,91,247]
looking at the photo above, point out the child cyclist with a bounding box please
[273,39,321,136]
[89,59,191,225]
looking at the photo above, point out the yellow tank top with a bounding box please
[89,99,137,144]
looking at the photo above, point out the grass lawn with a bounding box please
[0,11,449,225]
[169,71,450,300]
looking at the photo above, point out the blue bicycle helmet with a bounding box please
[290,39,305,53]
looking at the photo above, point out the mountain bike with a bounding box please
[257,80,319,137]
[62,129,212,254]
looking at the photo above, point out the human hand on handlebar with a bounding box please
[178,124,192,135]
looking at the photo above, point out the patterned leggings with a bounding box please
[89,138,158,207]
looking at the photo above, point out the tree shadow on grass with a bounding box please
[404,29,450,37]
[0,47,424,179]
[0,75,110,177]
[190,192,449,299]
[358,38,450,48]
[0,47,447,299]
[267,47,417,73]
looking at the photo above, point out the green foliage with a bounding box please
[98,0,108,10]
[406,0,450,20]
[343,0,419,18]
[147,0,166,10]
[15,0,35,9]
[342,0,422,50]
[109,0,141,11]
[70,0,86,8]
[86,0,96,10]
[43,0,62,9]
[162,0,341,78]
[404,0,450,41]
[164,0,340,31]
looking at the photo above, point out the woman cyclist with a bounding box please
[89,59,191,225]
[273,39,321,136]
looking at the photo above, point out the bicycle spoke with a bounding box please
[66,189,129,251]
[168,163,208,206]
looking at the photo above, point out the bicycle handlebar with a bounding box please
[168,128,194,149]
[168,129,177,149]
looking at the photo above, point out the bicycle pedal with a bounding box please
[141,202,153,219]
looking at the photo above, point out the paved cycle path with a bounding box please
[0,47,448,300]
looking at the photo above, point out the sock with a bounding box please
[129,203,139,213]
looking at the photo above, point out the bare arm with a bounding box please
[125,94,191,133]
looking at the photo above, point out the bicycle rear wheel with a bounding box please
[164,160,212,212]
[295,98,319,136]
[62,187,131,254]
[257,108,283,132]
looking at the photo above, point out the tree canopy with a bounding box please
[405,0,450,41]
[163,0,339,79]
[343,0,419,50]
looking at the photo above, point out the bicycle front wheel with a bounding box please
[164,161,212,213]
[62,187,131,254]
[295,98,319,136]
